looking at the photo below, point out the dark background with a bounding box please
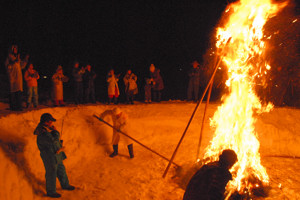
[0,0,299,105]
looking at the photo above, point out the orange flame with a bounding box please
[203,0,287,195]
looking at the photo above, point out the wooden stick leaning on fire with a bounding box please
[93,115,180,167]
[162,37,232,178]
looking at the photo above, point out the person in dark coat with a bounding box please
[123,69,138,104]
[149,64,164,102]
[34,113,75,198]
[187,61,201,102]
[83,64,97,103]
[144,77,154,103]
[183,149,238,200]
[72,61,85,104]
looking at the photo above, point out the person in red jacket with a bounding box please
[24,63,40,108]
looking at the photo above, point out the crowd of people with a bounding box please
[3,45,177,111]
[5,44,241,199]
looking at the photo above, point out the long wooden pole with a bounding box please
[93,115,180,167]
[162,37,232,178]
[196,78,214,161]
[263,155,300,159]
[162,58,221,178]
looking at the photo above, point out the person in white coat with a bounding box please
[100,107,134,158]
[52,65,68,106]
[106,69,120,104]
[5,45,29,111]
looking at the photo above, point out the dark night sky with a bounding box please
[6,0,294,101]
[0,1,226,62]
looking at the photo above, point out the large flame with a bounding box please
[203,0,287,196]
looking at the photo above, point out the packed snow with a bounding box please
[0,101,299,199]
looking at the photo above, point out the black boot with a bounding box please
[128,144,134,158]
[110,144,118,157]
[47,192,61,198]
[113,97,118,105]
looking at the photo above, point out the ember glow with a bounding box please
[203,0,287,196]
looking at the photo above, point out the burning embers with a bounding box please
[201,0,287,198]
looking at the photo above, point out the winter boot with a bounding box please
[62,185,75,190]
[113,97,118,105]
[110,144,118,157]
[54,100,59,107]
[128,144,134,158]
[108,98,112,105]
[47,192,61,198]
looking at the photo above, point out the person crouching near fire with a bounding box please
[34,113,75,198]
[100,107,134,158]
[183,149,238,200]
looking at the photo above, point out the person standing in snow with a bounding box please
[34,113,75,198]
[106,69,120,104]
[4,45,29,111]
[72,61,85,104]
[144,77,153,103]
[187,61,201,102]
[149,64,164,102]
[123,69,138,104]
[52,65,68,106]
[100,107,134,158]
[183,149,238,200]
[24,63,40,108]
[83,64,97,103]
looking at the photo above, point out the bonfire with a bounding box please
[201,0,287,198]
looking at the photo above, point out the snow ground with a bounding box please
[0,101,299,200]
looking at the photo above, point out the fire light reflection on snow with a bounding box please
[201,0,287,197]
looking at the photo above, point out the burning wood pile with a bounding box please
[201,0,287,199]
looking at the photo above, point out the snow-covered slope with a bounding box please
[0,102,299,199]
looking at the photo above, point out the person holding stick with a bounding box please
[99,107,134,158]
[183,149,238,200]
[34,113,75,198]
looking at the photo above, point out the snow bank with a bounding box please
[0,102,299,199]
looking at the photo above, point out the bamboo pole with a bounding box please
[196,78,214,161]
[263,155,300,159]
[162,37,232,178]
[162,58,222,178]
[93,115,180,167]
